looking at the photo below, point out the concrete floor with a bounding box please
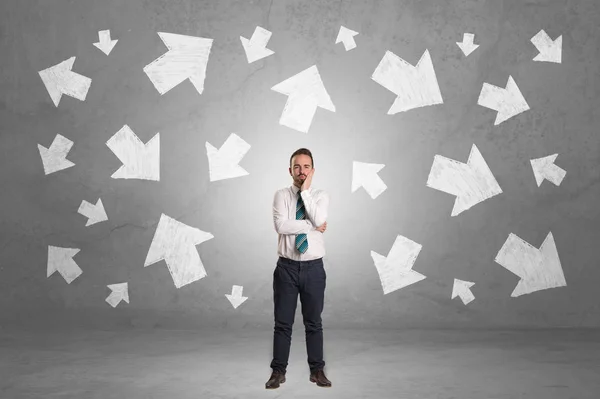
[1,327,599,398]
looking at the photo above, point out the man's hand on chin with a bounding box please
[301,168,314,191]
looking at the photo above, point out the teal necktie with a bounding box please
[295,189,308,253]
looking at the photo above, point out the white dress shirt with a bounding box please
[272,184,330,261]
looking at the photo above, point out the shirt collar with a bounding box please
[291,185,310,195]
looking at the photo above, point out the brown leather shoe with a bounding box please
[265,370,286,389]
[309,369,331,387]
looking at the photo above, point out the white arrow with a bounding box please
[456,33,479,56]
[271,65,336,133]
[427,144,502,216]
[38,134,75,175]
[106,125,160,181]
[225,285,248,309]
[93,29,118,55]
[530,153,566,187]
[78,198,108,226]
[371,235,426,295]
[336,26,359,51]
[206,133,251,182]
[240,26,274,63]
[451,279,475,305]
[38,56,92,107]
[144,213,214,289]
[371,49,443,114]
[106,282,129,308]
[531,29,562,63]
[144,32,213,95]
[351,161,387,199]
[47,245,82,284]
[478,75,529,125]
[495,232,566,297]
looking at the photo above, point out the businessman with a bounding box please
[266,148,331,389]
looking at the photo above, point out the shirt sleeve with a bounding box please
[273,190,314,235]
[300,188,329,228]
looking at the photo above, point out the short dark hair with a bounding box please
[289,148,314,168]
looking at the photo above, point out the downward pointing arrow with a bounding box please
[78,198,108,226]
[531,29,562,63]
[351,161,387,199]
[38,57,92,106]
[530,153,566,187]
[106,125,160,181]
[371,235,426,295]
[206,133,251,182]
[225,285,248,309]
[451,279,476,305]
[494,231,566,297]
[240,26,274,63]
[456,33,479,56]
[38,134,75,175]
[478,75,529,125]
[336,26,359,51]
[47,245,82,284]
[93,30,118,55]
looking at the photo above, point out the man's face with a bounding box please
[289,154,313,185]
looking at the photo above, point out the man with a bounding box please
[266,148,331,389]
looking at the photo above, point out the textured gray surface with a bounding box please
[1,0,599,329]
[2,328,600,398]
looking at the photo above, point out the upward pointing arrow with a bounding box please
[144,213,214,289]
[47,245,82,284]
[271,65,335,133]
[93,30,118,55]
[451,279,476,305]
[336,26,359,51]
[38,57,92,106]
[351,161,387,199]
[456,33,479,56]
[144,32,213,95]
[371,49,443,114]
[530,153,566,187]
[106,283,129,308]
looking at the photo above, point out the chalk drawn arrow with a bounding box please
[372,49,443,114]
[144,32,213,95]
[38,57,91,106]
[494,231,566,297]
[427,144,502,216]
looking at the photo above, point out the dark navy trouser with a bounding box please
[270,256,326,374]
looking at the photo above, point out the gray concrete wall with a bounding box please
[1,0,599,330]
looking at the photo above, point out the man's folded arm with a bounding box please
[300,189,329,228]
[273,190,314,235]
